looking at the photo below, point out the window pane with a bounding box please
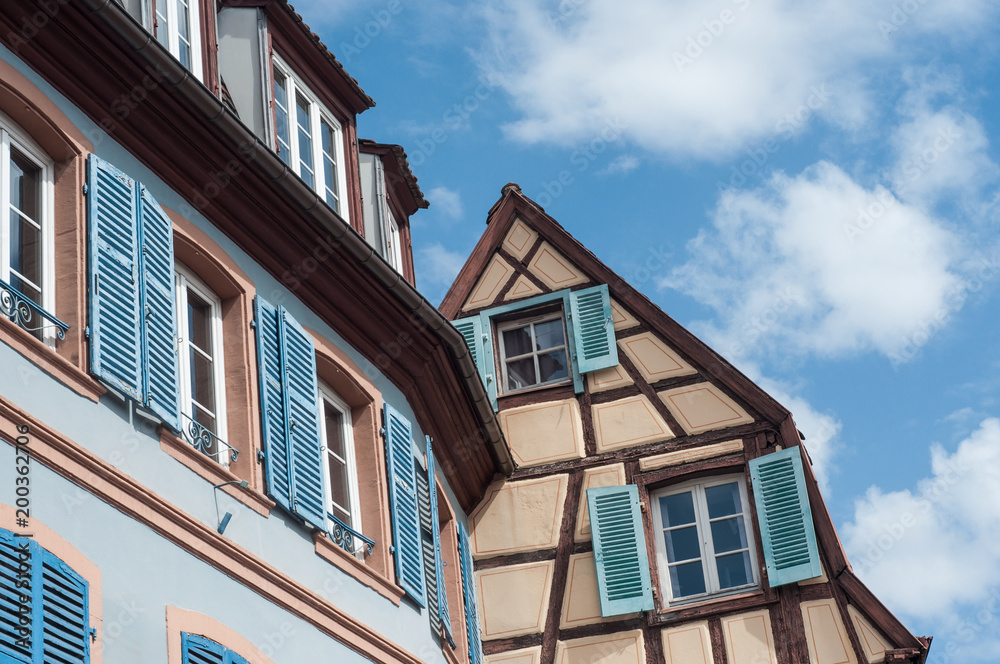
[705,483,742,518]
[716,551,754,589]
[155,4,169,46]
[296,94,314,187]
[186,289,212,353]
[710,517,748,554]
[537,349,568,383]
[534,318,565,351]
[506,357,536,391]
[9,211,41,302]
[669,561,706,598]
[664,525,701,563]
[502,325,533,357]
[327,451,352,526]
[177,0,191,67]
[273,73,291,165]
[324,404,346,460]
[321,121,339,213]
[189,348,215,415]
[660,492,696,528]
[10,150,40,220]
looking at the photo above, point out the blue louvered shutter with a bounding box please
[587,485,654,616]
[137,184,181,431]
[749,446,822,586]
[181,633,225,664]
[383,403,426,606]
[87,154,142,401]
[39,547,90,664]
[426,438,454,647]
[457,522,482,664]
[569,284,618,374]
[0,530,32,663]
[254,296,292,514]
[452,317,490,391]
[226,650,250,664]
[280,309,326,530]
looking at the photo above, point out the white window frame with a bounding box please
[174,263,228,464]
[272,54,350,223]
[650,474,759,606]
[385,206,403,273]
[154,0,203,81]
[496,310,572,394]
[317,382,363,552]
[0,111,55,346]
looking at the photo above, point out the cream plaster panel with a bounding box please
[504,274,544,302]
[555,630,646,664]
[593,395,674,453]
[469,475,569,558]
[485,646,543,664]
[502,217,539,262]
[659,383,755,435]
[662,621,714,664]
[801,600,858,664]
[847,605,891,663]
[619,332,698,383]
[610,298,640,331]
[560,553,631,629]
[477,561,554,640]
[639,439,745,471]
[575,463,627,542]
[527,241,589,290]
[721,610,778,664]
[587,363,634,393]
[464,254,515,311]
[499,399,585,467]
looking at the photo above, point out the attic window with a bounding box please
[497,309,571,392]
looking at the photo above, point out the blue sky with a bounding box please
[293,0,1000,659]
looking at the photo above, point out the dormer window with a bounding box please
[272,55,348,219]
[154,0,203,80]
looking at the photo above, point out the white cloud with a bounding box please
[841,418,1000,632]
[662,160,966,362]
[427,186,465,221]
[415,242,467,303]
[597,155,640,176]
[478,0,998,158]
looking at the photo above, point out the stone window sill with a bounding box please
[313,531,405,606]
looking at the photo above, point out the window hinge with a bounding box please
[256,450,265,463]
[639,501,647,513]
[380,426,386,439]
[84,326,90,339]
[249,319,256,329]
[89,627,97,642]
[82,183,88,196]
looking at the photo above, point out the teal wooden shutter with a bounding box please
[281,309,326,530]
[39,548,90,664]
[426,438,454,647]
[137,184,181,431]
[457,522,482,664]
[587,485,654,616]
[569,284,618,374]
[0,529,91,664]
[87,154,142,401]
[383,403,426,606]
[0,529,32,662]
[254,296,292,514]
[182,633,225,664]
[452,317,489,388]
[749,446,822,586]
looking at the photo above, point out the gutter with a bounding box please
[83,0,514,475]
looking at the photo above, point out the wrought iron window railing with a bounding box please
[181,412,239,464]
[327,512,375,558]
[0,278,69,340]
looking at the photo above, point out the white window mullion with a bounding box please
[0,131,10,284]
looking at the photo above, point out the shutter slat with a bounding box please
[457,522,482,664]
[426,438,454,646]
[182,633,225,664]
[569,284,618,374]
[40,548,89,664]
[254,297,293,514]
[137,184,180,431]
[749,446,822,586]
[87,155,142,401]
[384,403,427,606]
[0,531,32,662]
[587,485,653,616]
